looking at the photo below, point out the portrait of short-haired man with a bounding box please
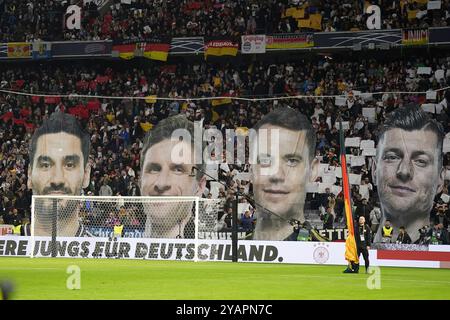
[373,105,445,242]
[28,112,91,236]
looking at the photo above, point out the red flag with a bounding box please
[13,118,25,125]
[24,122,35,130]
[0,112,14,122]
[20,108,31,118]
[78,105,90,119]
[44,96,61,104]
[87,100,100,112]
[31,96,40,104]
[76,80,89,90]
[95,75,109,84]
[89,80,98,91]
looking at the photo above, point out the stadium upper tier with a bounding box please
[0,0,448,42]
[0,52,449,215]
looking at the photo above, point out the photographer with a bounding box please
[434,203,449,230]
[292,220,329,242]
[428,223,449,245]
[416,225,431,244]
[395,226,412,244]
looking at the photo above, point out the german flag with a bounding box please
[112,43,135,60]
[143,42,170,62]
[339,121,359,266]
[204,38,238,58]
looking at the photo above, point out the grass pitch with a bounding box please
[1,257,450,300]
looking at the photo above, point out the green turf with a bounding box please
[1,257,450,299]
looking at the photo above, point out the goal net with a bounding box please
[30,195,224,260]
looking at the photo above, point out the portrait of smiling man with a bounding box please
[28,112,91,237]
[140,115,206,239]
[373,105,445,242]
[250,107,319,241]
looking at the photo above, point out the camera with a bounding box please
[418,225,431,244]
[418,225,429,235]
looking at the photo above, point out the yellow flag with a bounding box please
[145,95,157,104]
[212,98,232,107]
[212,110,220,122]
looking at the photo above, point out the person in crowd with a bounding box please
[428,223,449,245]
[320,206,334,230]
[369,202,382,237]
[434,203,450,230]
[395,226,412,244]
[381,220,394,243]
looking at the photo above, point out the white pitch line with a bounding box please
[278,274,450,285]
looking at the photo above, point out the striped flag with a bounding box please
[339,120,359,265]
[204,38,238,58]
[112,43,135,60]
[143,42,170,61]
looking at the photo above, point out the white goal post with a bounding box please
[30,195,225,261]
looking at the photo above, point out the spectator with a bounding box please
[334,193,344,223]
[355,198,372,226]
[359,177,373,201]
[428,223,449,245]
[369,202,382,236]
[320,206,334,229]
[127,180,141,196]
[113,219,124,238]
[318,187,333,214]
[396,226,412,244]
[0,0,448,42]
[105,211,119,228]
[3,208,21,226]
[381,220,394,243]
[224,207,233,229]
[240,210,256,236]
[0,52,449,237]
[434,203,450,230]
[99,180,113,197]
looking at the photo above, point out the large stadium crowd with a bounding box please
[0,50,450,242]
[0,0,449,42]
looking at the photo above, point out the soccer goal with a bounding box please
[30,195,224,261]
